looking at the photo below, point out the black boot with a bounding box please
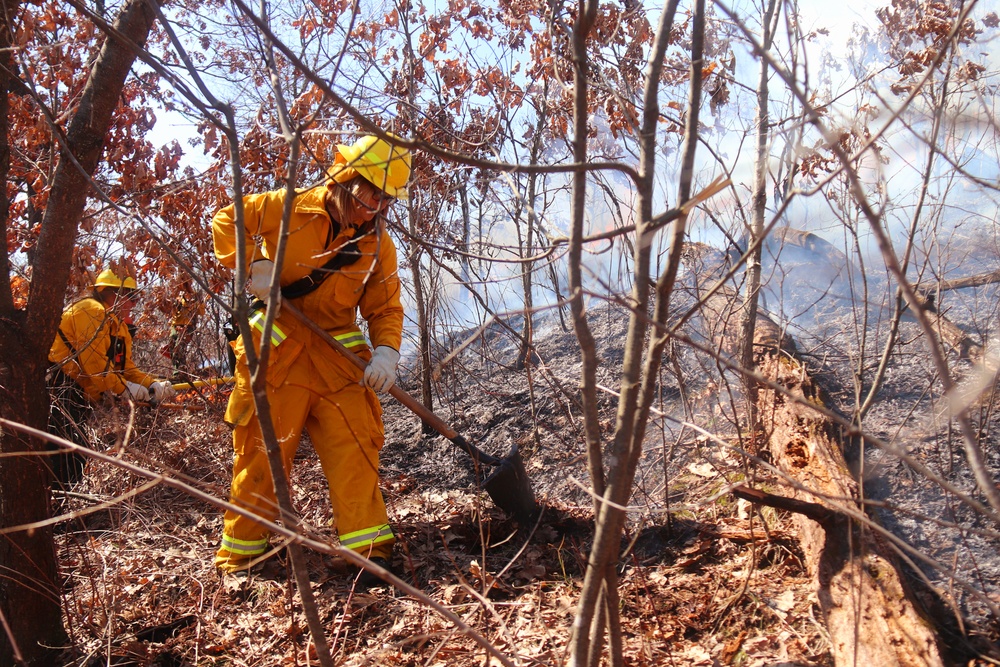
[355,556,393,591]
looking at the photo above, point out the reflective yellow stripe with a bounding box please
[249,311,287,347]
[221,534,269,555]
[334,331,368,348]
[340,524,394,551]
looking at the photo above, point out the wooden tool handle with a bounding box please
[282,302,503,466]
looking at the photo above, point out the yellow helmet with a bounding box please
[94,269,126,289]
[93,269,137,291]
[328,134,411,200]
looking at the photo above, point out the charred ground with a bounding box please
[52,301,834,667]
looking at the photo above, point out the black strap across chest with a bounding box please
[57,328,78,356]
[280,219,376,300]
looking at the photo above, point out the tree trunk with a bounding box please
[407,209,435,432]
[571,0,693,662]
[0,321,63,666]
[738,0,778,438]
[514,106,546,371]
[0,1,158,663]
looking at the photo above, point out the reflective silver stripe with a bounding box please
[221,535,269,555]
[333,331,368,348]
[340,524,394,551]
[250,311,287,347]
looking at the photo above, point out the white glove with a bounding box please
[363,346,400,393]
[125,382,150,402]
[149,380,176,404]
[248,259,276,301]
[248,259,281,317]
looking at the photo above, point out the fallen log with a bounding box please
[696,281,794,360]
[691,276,946,666]
[901,290,983,362]
[917,268,1000,294]
[751,349,945,666]
[771,227,850,263]
[910,279,999,407]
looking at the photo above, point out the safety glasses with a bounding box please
[352,179,396,212]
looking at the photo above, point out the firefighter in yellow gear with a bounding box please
[212,134,410,577]
[47,269,176,484]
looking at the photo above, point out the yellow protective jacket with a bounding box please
[212,184,404,426]
[49,297,156,401]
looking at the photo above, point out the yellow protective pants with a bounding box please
[215,352,394,573]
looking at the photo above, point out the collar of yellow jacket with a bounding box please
[72,296,110,315]
[293,184,369,237]
[291,185,328,215]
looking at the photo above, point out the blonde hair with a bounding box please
[325,176,369,229]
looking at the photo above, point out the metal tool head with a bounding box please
[482,445,538,523]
